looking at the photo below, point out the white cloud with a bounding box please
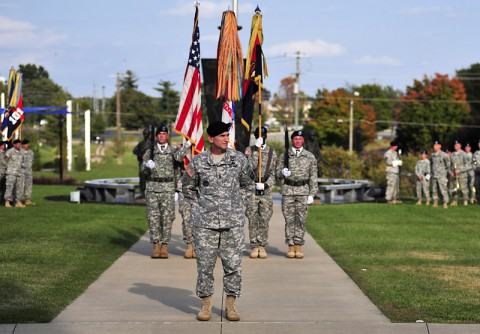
[0,16,66,49]
[354,55,401,66]
[162,1,255,19]
[267,39,346,57]
[401,6,455,16]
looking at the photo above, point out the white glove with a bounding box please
[392,160,402,167]
[184,140,192,148]
[425,173,431,181]
[175,192,179,201]
[254,137,264,148]
[255,183,265,190]
[307,195,314,205]
[282,168,291,177]
[397,160,403,166]
[146,160,155,169]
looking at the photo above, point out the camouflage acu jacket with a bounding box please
[276,147,318,196]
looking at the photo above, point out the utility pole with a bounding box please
[116,73,122,164]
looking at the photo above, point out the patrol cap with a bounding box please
[13,139,21,145]
[207,121,231,137]
[290,130,304,139]
[155,125,169,135]
[254,126,267,138]
[21,139,30,145]
[421,149,427,154]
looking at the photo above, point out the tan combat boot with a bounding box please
[463,200,468,206]
[433,200,438,208]
[287,245,295,258]
[160,243,168,259]
[258,246,267,259]
[225,295,240,321]
[443,202,448,209]
[451,200,457,206]
[5,201,12,208]
[197,296,212,321]
[184,243,194,259]
[416,200,422,206]
[25,199,36,205]
[249,247,259,259]
[151,242,161,258]
[294,245,304,259]
[426,200,430,206]
[15,200,25,208]
[471,198,477,204]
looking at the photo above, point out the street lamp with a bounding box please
[349,91,360,155]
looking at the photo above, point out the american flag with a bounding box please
[221,101,235,149]
[174,5,204,162]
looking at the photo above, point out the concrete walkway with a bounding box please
[1,204,477,334]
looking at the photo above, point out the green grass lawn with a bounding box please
[307,203,480,324]
[0,185,147,323]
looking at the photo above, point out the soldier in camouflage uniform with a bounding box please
[0,141,7,204]
[276,130,318,259]
[430,141,450,209]
[414,149,431,205]
[384,141,402,204]
[182,121,254,322]
[464,143,476,204]
[20,139,35,205]
[450,140,469,206]
[4,139,25,208]
[474,140,480,202]
[141,125,181,259]
[244,127,277,259]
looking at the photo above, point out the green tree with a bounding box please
[456,63,480,144]
[155,80,180,127]
[397,73,470,151]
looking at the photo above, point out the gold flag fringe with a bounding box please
[216,10,244,101]
[245,12,268,81]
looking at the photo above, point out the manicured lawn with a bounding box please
[307,203,480,323]
[0,185,147,323]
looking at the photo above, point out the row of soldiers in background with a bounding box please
[415,140,479,208]
[385,139,480,208]
[0,139,35,208]
[134,124,318,261]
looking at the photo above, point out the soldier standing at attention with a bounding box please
[464,143,476,204]
[384,141,402,204]
[141,125,180,259]
[430,141,450,209]
[182,121,254,322]
[0,141,7,204]
[4,139,25,208]
[450,140,469,206]
[415,149,431,206]
[474,140,480,202]
[276,130,318,259]
[244,126,277,259]
[20,139,35,205]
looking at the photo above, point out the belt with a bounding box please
[284,179,309,186]
[150,177,174,183]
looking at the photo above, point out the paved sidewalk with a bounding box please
[1,204,478,334]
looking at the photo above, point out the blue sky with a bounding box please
[1,0,479,100]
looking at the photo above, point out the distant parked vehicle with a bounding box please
[91,135,105,144]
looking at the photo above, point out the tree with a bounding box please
[307,88,376,149]
[456,63,480,144]
[155,80,180,127]
[397,73,470,151]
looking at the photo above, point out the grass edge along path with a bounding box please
[0,185,147,323]
[307,203,480,324]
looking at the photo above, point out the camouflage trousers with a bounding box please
[245,193,273,248]
[467,170,475,200]
[4,174,21,202]
[0,174,6,202]
[145,191,175,244]
[451,172,469,201]
[385,172,399,201]
[193,226,244,298]
[432,176,449,203]
[282,195,308,246]
[416,179,430,201]
[178,191,193,244]
[21,172,33,200]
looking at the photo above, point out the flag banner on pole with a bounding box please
[1,70,24,140]
[222,100,236,149]
[174,4,205,164]
[242,10,268,131]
